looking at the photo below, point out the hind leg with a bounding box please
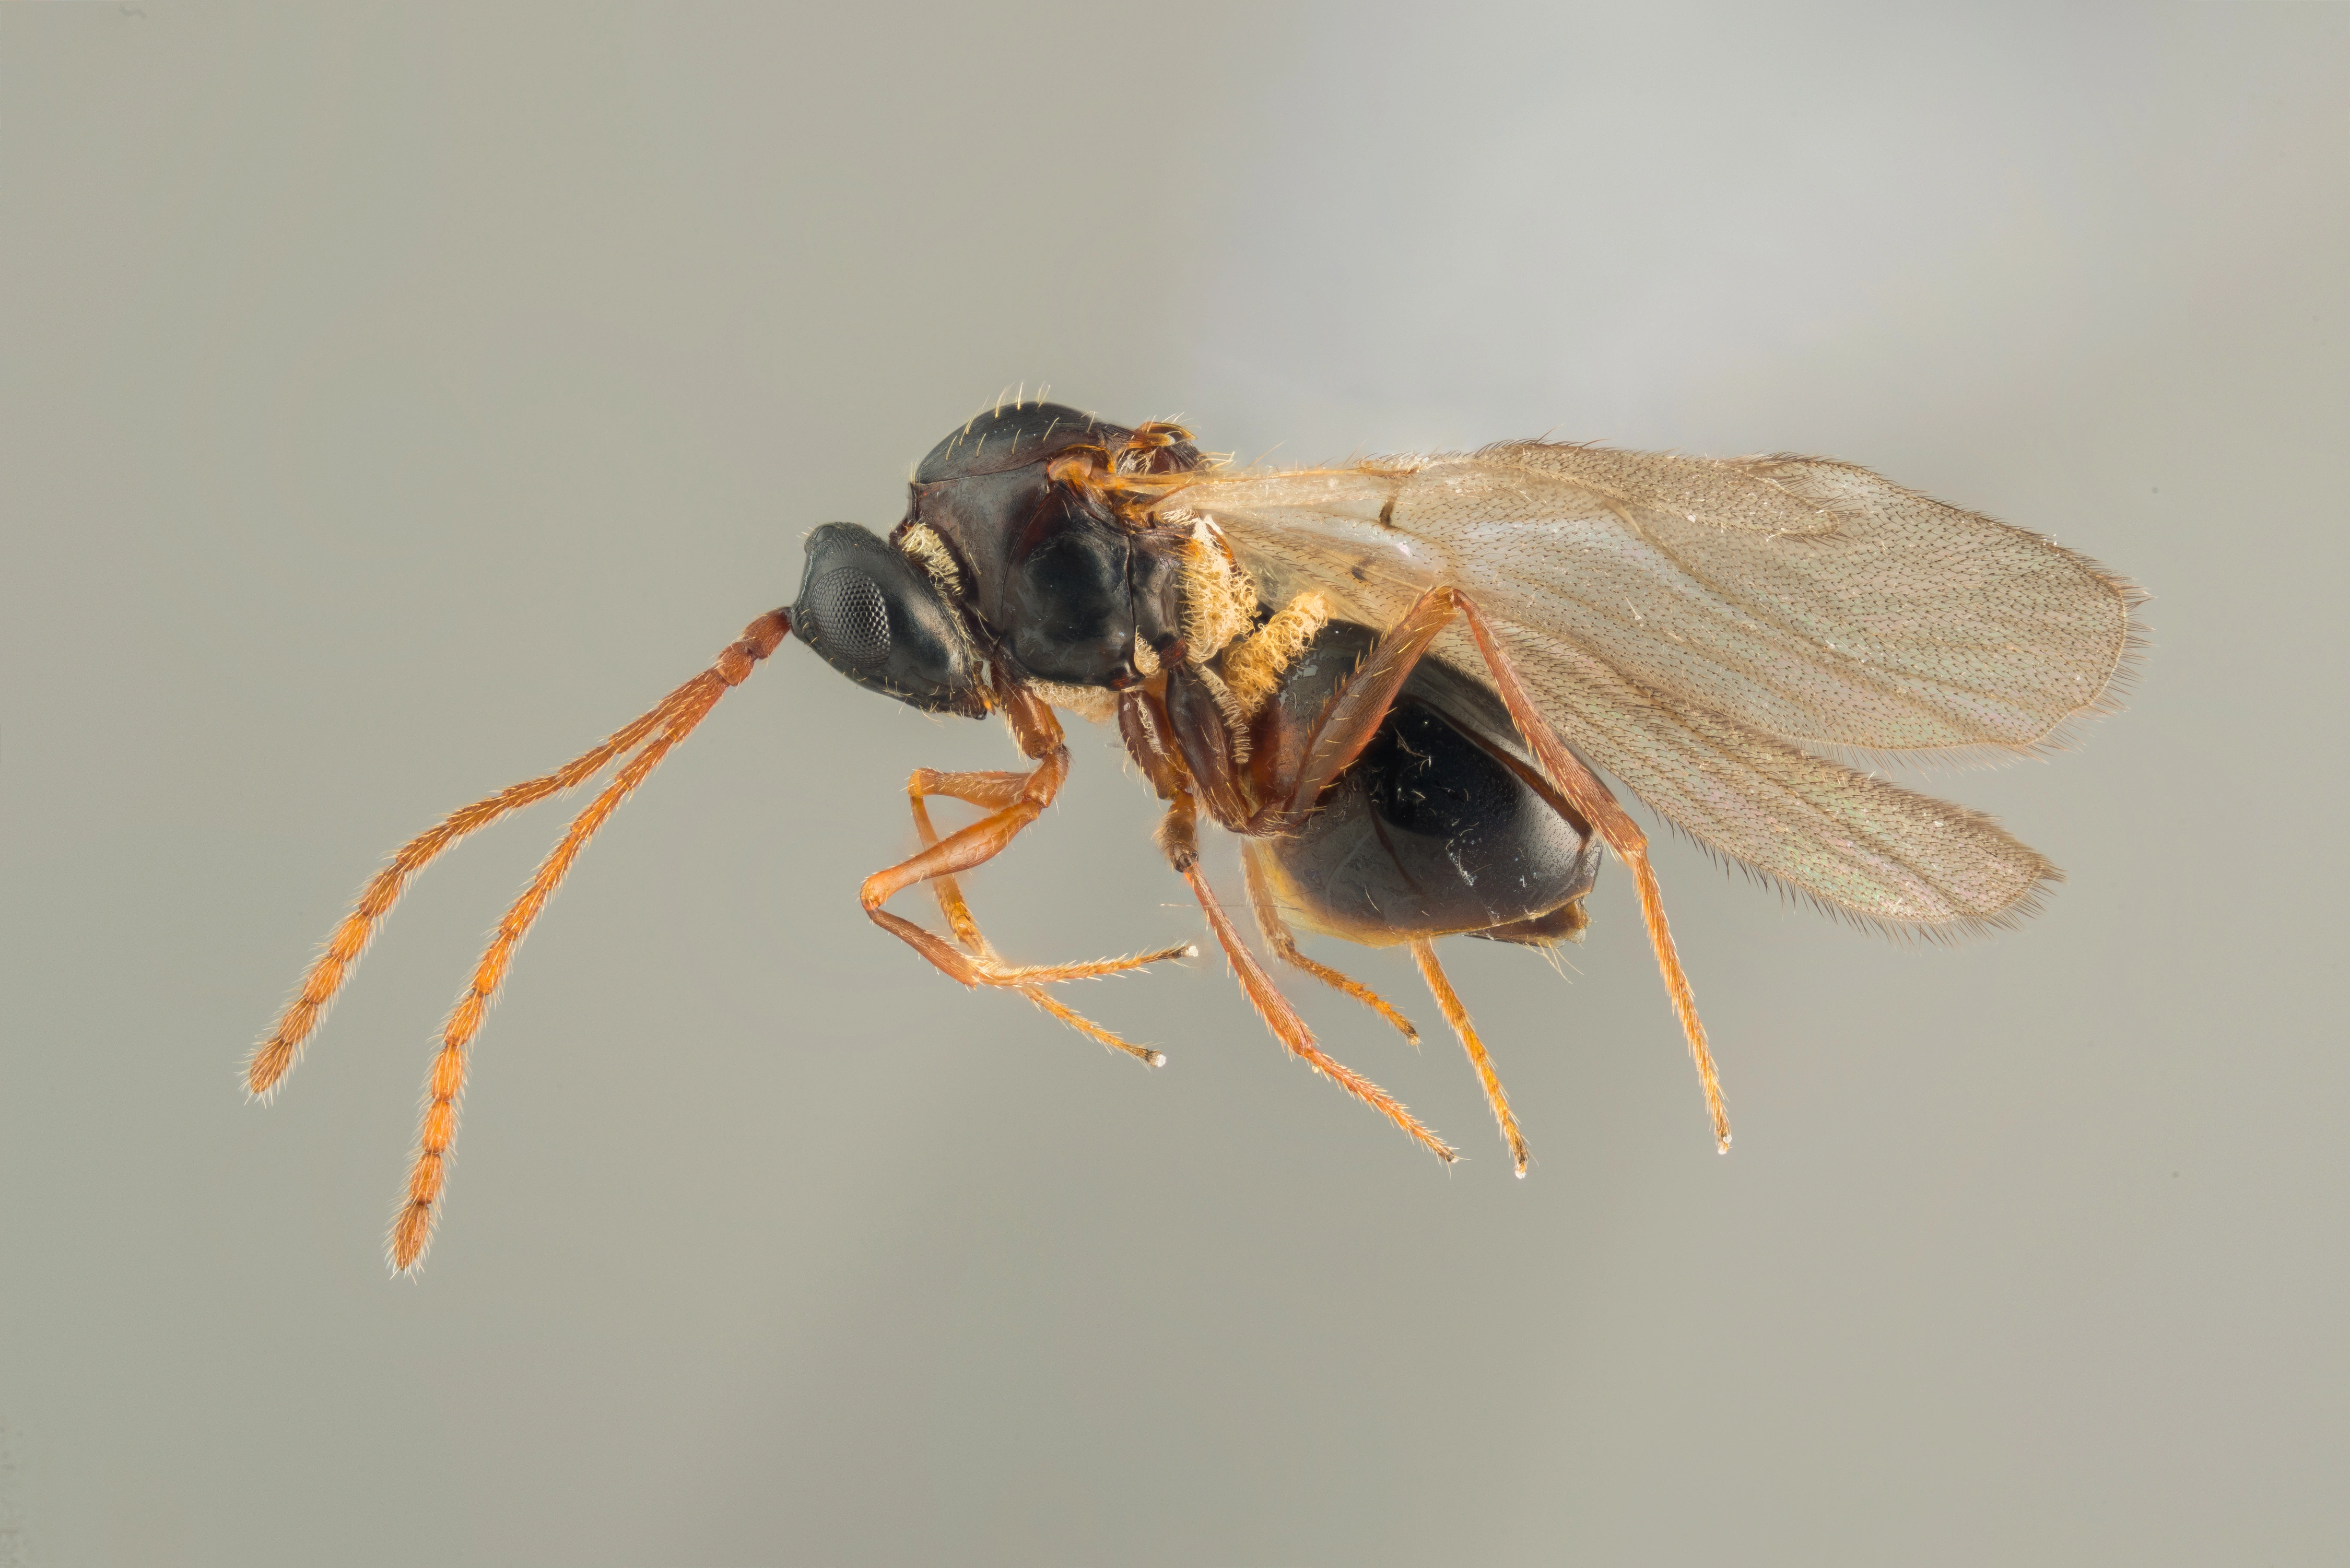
[1258,584,1729,1152]
[1410,938,1529,1176]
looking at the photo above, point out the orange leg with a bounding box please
[1273,585,1729,1152]
[1239,842,1420,1046]
[860,687,1191,992]
[907,783,1171,1068]
[1280,586,1465,816]
[1448,595,1729,1152]
[903,772,1029,959]
[1411,937,1529,1177]
[1160,791,1454,1165]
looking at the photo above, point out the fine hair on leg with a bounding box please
[1446,593,1730,1151]
[1240,843,1420,1045]
[859,689,1192,993]
[1410,937,1529,1176]
[1262,582,1729,1152]
[906,781,1171,1067]
[1159,792,1454,1164]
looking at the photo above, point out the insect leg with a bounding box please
[1239,842,1420,1046]
[1446,594,1730,1153]
[902,772,1027,953]
[1409,937,1529,1177]
[1280,586,1465,816]
[860,688,1193,991]
[1159,788,1455,1165]
[906,778,1167,1067]
[1270,586,1729,1153]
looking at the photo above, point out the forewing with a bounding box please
[1174,446,2132,926]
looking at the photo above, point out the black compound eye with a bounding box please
[804,569,891,665]
[791,523,985,716]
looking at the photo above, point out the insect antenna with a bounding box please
[245,609,790,1270]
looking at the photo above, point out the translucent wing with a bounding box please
[1168,444,2140,929]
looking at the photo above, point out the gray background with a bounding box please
[2,4,2344,1564]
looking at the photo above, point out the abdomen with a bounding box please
[1254,624,1603,947]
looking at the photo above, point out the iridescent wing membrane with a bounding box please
[1164,444,2140,932]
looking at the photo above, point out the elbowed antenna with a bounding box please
[249,608,791,1271]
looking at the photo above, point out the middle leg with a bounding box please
[1240,842,1420,1046]
[1159,789,1455,1164]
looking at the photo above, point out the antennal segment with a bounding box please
[244,608,789,1267]
[249,611,789,1101]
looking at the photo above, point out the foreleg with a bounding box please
[904,778,1173,1066]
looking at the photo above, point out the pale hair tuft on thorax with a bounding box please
[897,523,964,600]
[1173,514,1260,663]
[1222,592,1330,717]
